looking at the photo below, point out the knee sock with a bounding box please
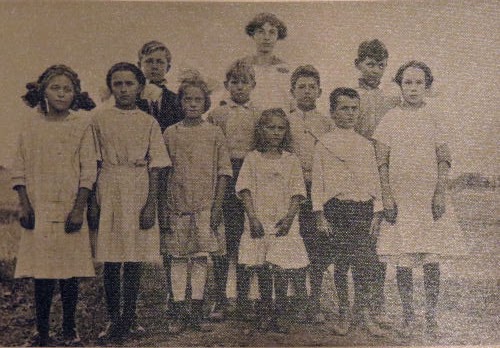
[371,261,387,315]
[352,261,370,320]
[59,278,79,334]
[171,258,188,302]
[423,262,440,319]
[396,266,414,321]
[334,262,350,318]
[34,279,56,338]
[191,257,208,301]
[103,262,122,324]
[309,264,325,311]
[211,255,229,303]
[236,264,250,304]
[122,262,142,327]
[257,266,273,317]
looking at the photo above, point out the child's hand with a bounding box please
[432,190,446,221]
[140,201,156,230]
[275,215,294,237]
[249,217,265,239]
[19,204,35,230]
[210,205,223,234]
[65,207,84,233]
[382,196,398,225]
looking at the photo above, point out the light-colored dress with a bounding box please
[93,107,171,263]
[162,121,232,257]
[12,111,97,279]
[236,150,309,269]
[372,103,467,264]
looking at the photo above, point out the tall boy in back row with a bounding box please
[354,39,398,326]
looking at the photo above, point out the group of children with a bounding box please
[12,12,466,347]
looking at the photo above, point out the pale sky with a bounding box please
[0,0,498,176]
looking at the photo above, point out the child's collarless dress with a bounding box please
[93,107,171,263]
[236,150,309,269]
[162,121,232,257]
[13,111,96,279]
[372,103,467,264]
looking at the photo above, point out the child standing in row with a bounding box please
[288,65,333,322]
[14,65,97,347]
[312,88,385,337]
[207,60,261,320]
[138,40,183,132]
[237,108,309,333]
[353,39,399,327]
[161,75,232,334]
[373,61,466,339]
[92,62,171,343]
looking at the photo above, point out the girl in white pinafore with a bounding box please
[92,62,171,343]
[13,65,97,346]
[237,108,308,333]
[373,61,467,338]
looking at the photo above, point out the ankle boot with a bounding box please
[190,300,212,332]
[168,301,188,335]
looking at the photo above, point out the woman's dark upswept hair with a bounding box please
[254,108,292,152]
[22,64,95,113]
[394,60,434,89]
[245,12,287,40]
[106,62,149,112]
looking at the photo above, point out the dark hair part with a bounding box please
[356,39,389,63]
[138,40,172,64]
[177,77,212,113]
[254,108,292,152]
[290,65,320,89]
[22,64,95,113]
[106,62,146,91]
[394,60,434,89]
[245,12,287,40]
[329,88,360,112]
[225,59,256,83]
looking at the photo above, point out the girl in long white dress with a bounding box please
[14,65,97,346]
[373,61,467,338]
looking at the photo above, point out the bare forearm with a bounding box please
[213,175,229,210]
[286,195,303,219]
[240,189,257,220]
[73,187,90,212]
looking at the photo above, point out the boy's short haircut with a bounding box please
[225,60,256,83]
[357,39,389,62]
[329,88,360,112]
[245,12,287,40]
[290,65,320,90]
[394,60,434,89]
[138,40,172,64]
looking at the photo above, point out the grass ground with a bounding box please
[0,189,498,346]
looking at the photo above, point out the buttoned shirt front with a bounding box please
[207,99,261,159]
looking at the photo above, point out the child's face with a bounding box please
[224,76,255,105]
[356,57,387,88]
[44,74,75,113]
[400,67,426,106]
[181,86,206,119]
[291,76,321,110]
[331,96,360,129]
[111,70,143,109]
[261,115,287,149]
[140,50,170,83]
[253,22,278,54]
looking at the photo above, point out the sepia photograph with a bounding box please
[0,0,498,346]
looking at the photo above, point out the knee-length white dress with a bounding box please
[236,150,309,269]
[93,107,171,263]
[372,102,467,262]
[12,111,97,279]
